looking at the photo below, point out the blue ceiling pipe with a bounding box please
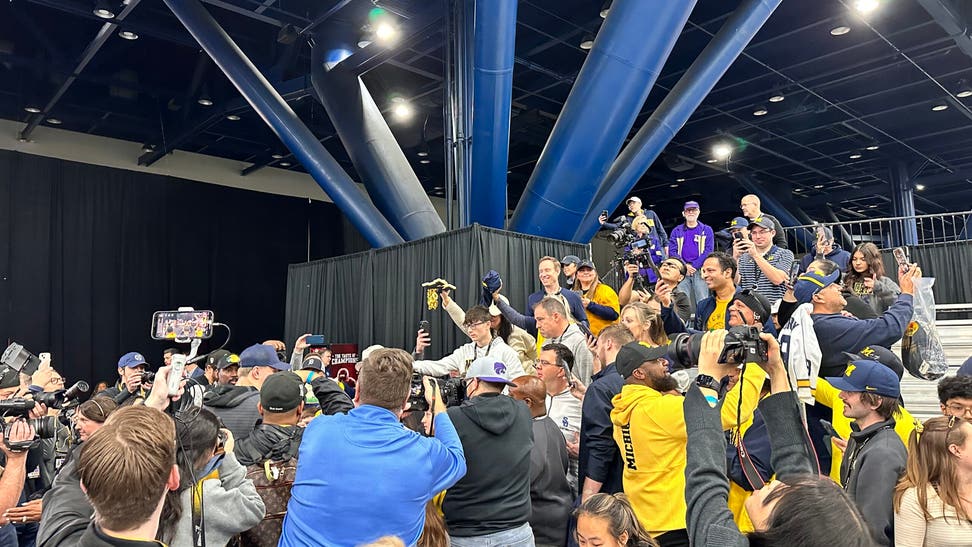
[161,0,403,248]
[575,0,782,242]
[468,0,517,228]
[508,0,697,239]
[311,40,445,241]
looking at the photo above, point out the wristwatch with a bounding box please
[695,374,720,391]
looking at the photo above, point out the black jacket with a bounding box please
[77,524,165,547]
[203,385,261,441]
[443,393,533,537]
[234,424,304,466]
[37,454,89,547]
[308,376,355,416]
[840,417,906,546]
[578,363,624,495]
[530,417,572,546]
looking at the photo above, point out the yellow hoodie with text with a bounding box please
[610,366,767,537]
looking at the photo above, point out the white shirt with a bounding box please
[413,337,526,379]
[546,390,582,440]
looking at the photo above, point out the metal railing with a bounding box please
[782,210,972,257]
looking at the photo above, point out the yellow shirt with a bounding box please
[813,378,917,482]
[707,298,732,331]
[610,366,767,536]
[581,283,620,336]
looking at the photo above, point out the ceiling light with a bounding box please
[417,151,429,157]
[853,0,880,14]
[865,145,879,151]
[813,184,824,189]
[580,34,595,50]
[753,106,768,116]
[794,188,802,192]
[226,114,240,121]
[46,118,62,125]
[279,162,291,167]
[600,1,611,18]
[957,90,972,98]
[676,178,686,182]
[24,106,41,114]
[830,26,851,36]
[768,94,785,102]
[849,153,862,159]
[271,153,284,159]
[712,142,732,159]
[419,159,431,164]
[669,183,679,188]
[931,104,948,111]
[197,96,213,107]
[118,30,138,40]
[374,22,398,44]
[915,183,925,191]
[868,204,878,208]
[357,38,372,48]
[392,100,413,121]
[706,158,717,163]
[93,0,115,19]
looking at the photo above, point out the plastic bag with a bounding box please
[901,277,948,380]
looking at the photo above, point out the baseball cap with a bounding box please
[731,290,771,323]
[748,216,775,231]
[356,344,385,371]
[239,344,291,371]
[578,259,595,270]
[561,255,581,266]
[824,359,900,398]
[260,372,306,413]
[118,352,148,368]
[794,268,842,304]
[615,342,669,379]
[959,356,972,377]
[683,201,700,211]
[626,196,642,205]
[206,350,240,370]
[844,346,904,380]
[728,217,750,231]
[466,356,515,386]
[300,354,325,371]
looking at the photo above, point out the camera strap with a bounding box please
[191,479,207,547]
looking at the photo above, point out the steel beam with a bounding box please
[163,0,403,248]
[575,0,782,242]
[509,0,697,238]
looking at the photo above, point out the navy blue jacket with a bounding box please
[496,289,589,337]
[577,363,624,495]
[799,244,852,274]
[811,294,913,377]
[661,289,777,336]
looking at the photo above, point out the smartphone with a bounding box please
[819,419,842,441]
[600,209,609,218]
[892,247,910,273]
[732,231,744,241]
[151,310,214,340]
[576,321,594,339]
[788,262,802,286]
[418,320,431,335]
[168,354,186,396]
[305,335,327,347]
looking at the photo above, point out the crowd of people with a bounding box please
[0,193,966,547]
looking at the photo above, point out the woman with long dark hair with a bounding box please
[159,408,264,546]
[575,493,657,547]
[844,242,900,315]
[894,416,972,545]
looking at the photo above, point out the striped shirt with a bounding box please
[737,245,794,303]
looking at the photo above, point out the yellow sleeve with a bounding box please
[814,378,840,408]
[596,284,620,315]
[720,365,768,430]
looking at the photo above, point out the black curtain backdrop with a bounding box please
[0,150,347,386]
[880,242,972,305]
[285,224,590,360]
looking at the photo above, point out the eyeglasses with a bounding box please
[946,403,972,416]
[536,359,558,368]
[47,377,65,386]
[463,321,488,331]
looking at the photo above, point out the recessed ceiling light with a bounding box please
[141,144,155,153]
[46,118,62,125]
[118,30,138,40]
[849,153,862,159]
[648,204,655,208]
[24,106,41,114]
[417,151,429,157]
[854,0,880,14]
[419,159,431,164]
[915,183,926,191]
[931,104,948,111]
[813,184,824,189]
[226,114,240,121]
[93,0,115,19]
[197,97,213,106]
[279,162,291,167]
[676,178,686,182]
[868,204,878,208]
[271,153,284,159]
[865,145,879,151]
[580,35,595,50]
[706,158,717,163]
[392,101,413,120]
[794,188,802,192]
[669,183,678,188]
[357,39,372,48]
[768,94,785,103]
[830,26,851,36]
[753,107,768,116]
[958,90,972,98]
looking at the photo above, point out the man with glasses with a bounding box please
[938,375,972,419]
[536,343,582,495]
[668,201,714,313]
[734,217,794,304]
[414,306,525,379]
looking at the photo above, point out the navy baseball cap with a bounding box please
[239,344,291,371]
[466,357,516,386]
[748,216,775,231]
[728,217,750,231]
[561,255,581,266]
[825,359,900,398]
[794,268,842,304]
[118,352,148,368]
[846,346,904,380]
[615,342,669,379]
[578,259,596,270]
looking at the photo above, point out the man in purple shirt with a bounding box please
[668,201,714,313]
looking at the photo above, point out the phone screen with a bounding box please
[151,310,214,340]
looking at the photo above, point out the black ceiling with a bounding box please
[2,0,971,230]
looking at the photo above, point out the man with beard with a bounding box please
[610,336,766,547]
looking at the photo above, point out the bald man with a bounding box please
[511,377,571,547]
[740,194,788,249]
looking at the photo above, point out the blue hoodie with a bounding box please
[281,406,466,547]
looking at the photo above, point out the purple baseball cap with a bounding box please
[683,201,700,210]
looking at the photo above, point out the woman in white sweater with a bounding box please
[894,415,972,546]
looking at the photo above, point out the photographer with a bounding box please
[609,335,766,546]
[620,259,691,323]
[624,216,667,285]
[96,352,150,404]
[0,421,36,544]
[281,349,466,546]
[684,332,875,546]
[599,196,669,249]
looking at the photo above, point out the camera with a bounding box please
[667,326,769,370]
[0,399,62,440]
[141,371,156,384]
[408,373,466,412]
[608,228,635,247]
[32,381,89,409]
[1,343,42,377]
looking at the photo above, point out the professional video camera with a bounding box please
[33,380,90,409]
[607,227,636,247]
[408,373,466,412]
[0,399,62,441]
[667,326,769,370]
